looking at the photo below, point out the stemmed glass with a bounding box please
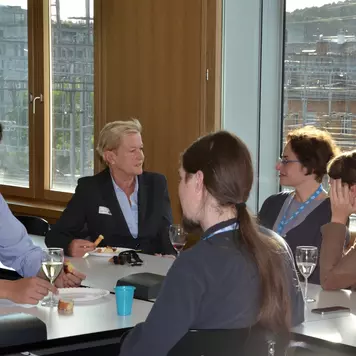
[41,248,64,307]
[169,224,187,256]
[296,246,318,303]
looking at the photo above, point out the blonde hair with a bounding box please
[96,119,142,163]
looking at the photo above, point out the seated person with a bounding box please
[46,119,175,257]
[0,124,85,305]
[258,126,340,284]
[120,131,304,356]
[320,150,356,290]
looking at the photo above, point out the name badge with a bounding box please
[98,206,112,215]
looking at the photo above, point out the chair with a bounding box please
[167,325,289,356]
[15,215,50,237]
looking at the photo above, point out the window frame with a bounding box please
[1,0,96,209]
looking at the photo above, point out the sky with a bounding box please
[286,0,347,12]
[0,0,93,20]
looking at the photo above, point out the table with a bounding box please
[291,283,356,354]
[29,235,174,292]
[0,295,153,355]
[3,235,356,354]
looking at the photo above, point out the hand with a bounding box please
[6,277,57,305]
[68,239,96,257]
[330,179,356,224]
[55,267,86,288]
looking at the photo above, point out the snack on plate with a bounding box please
[94,234,104,247]
[96,246,118,253]
[58,299,74,315]
[63,261,75,274]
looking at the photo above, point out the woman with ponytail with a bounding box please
[120,131,304,356]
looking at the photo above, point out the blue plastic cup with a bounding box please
[115,286,136,316]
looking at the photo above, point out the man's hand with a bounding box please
[68,239,96,257]
[55,264,86,288]
[5,277,57,305]
[330,179,356,224]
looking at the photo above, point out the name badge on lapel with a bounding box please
[98,206,112,216]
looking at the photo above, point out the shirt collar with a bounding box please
[111,175,138,194]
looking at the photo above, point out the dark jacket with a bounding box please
[45,168,175,255]
[120,220,304,356]
[258,192,332,284]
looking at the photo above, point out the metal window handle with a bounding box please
[30,94,43,114]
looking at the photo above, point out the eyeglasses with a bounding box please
[278,157,299,165]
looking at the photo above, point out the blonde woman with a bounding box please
[46,119,175,257]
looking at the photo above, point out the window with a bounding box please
[341,114,352,135]
[0,1,29,188]
[284,0,356,153]
[49,0,94,192]
[0,0,94,205]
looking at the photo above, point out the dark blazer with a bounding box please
[258,192,332,284]
[45,168,175,255]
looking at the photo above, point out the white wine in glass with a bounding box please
[296,246,318,303]
[41,248,64,307]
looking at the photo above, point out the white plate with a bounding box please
[55,288,110,303]
[88,247,133,257]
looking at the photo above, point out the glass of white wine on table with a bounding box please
[296,246,318,303]
[169,224,187,256]
[41,248,64,307]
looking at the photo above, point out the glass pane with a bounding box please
[0,1,29,188]
[50,0,94,192]
[284,0,354,153]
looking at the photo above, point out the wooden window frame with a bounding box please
[2,0,97,217]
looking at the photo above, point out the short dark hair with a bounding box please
[328,150,356,186]
[181,131,292,332]
[287,126,339,183]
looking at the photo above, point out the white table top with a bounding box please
[29,235,174,292]
[291,283,356,351]
[302,283,356,322]
[0,295,152,340]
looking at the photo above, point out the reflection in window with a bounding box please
[0,2,29,188]
[50,0,94,192]
[284,0,356,152]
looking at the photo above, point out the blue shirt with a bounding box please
[0,194,42,277]
[111,176,139,239]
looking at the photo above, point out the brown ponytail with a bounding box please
[238,207,291,331]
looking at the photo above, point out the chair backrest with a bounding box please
[15,215,50,237]
[167,325,289,356]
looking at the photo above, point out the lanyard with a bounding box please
[277,184,323,236]
[203,223,239,241]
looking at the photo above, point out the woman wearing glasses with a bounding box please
[258,126,339,284]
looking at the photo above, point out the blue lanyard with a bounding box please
[277,184,323,236]
[203,223,239,241]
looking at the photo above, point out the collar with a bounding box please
[201,218,238,240]
[111,175,139,194]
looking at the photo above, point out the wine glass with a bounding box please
[41,248,64,307]
[295,246,318,303]
[169,224,187,256]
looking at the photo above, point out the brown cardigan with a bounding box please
[320,222,356,290]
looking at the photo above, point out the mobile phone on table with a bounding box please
[311,306,350,315]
